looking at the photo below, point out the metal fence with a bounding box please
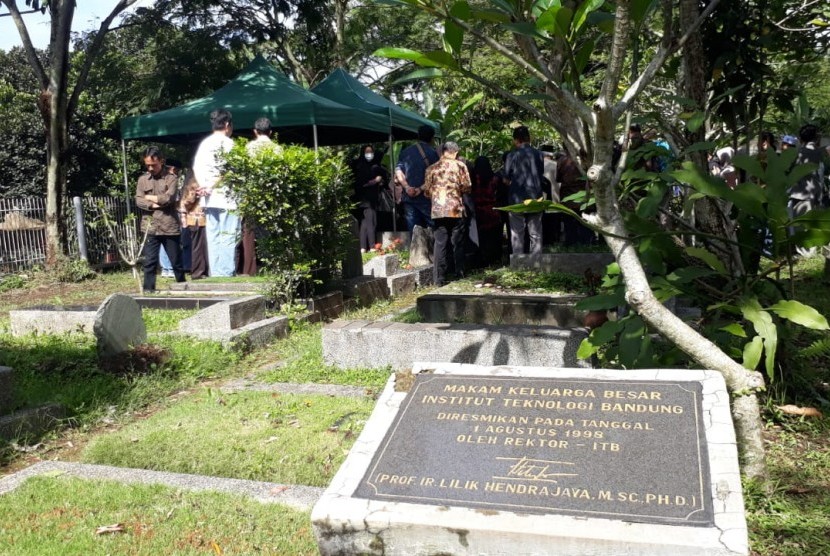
[0,196,133,273]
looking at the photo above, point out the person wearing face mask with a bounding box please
[352,145,389,252]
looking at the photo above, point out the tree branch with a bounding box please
[445,12,593,125]
[456,66,548,124]
[599,0,631,106]
[0,0,47,87]
[613,0,723,120]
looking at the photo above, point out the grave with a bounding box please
[10,294,146,358]
[417,292,585,326]
[312,363,747,555]
[132,296,231,310]
[177,295,287,349]
[408,225,433,267]
[511,252,615,276]
[363,254,400,278]
[94,294,147,357]
[322,321,588,370]
[9,305,97,336]
[0,366,66,443]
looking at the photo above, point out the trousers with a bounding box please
[205,207,241,277]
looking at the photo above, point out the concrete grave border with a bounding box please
[312,363,747,556]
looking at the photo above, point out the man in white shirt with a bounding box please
[193,108,237,277]
[246,116,283,156]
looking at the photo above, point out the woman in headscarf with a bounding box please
[352,145,389,252]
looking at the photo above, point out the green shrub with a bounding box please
[222,142,353,304]
[51,258,97,283]
[0,273,27,292]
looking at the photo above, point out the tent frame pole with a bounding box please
[388,132,396,232]
[121,139,131,214]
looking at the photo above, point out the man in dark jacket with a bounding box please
[504,125,544,254]
[135,146,186,293]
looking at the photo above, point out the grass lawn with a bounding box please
[81,390,373,486]
[0,476,317,555]
[252,322,391,393]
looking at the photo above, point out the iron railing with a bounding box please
[0,196,133,273]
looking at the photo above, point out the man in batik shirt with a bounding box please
[423,141,472,285]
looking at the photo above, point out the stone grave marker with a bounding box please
[94,294,147,358]
[312,363,747,555]
[408,225,433,267]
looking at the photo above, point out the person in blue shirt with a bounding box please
[395,125,440,236]
[504,125,544,254]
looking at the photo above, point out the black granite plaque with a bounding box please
[354,374,714,526]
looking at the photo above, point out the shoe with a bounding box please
[143,290,156,295]
[161,270,173,278]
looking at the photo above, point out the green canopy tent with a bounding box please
[118,56,393,210]
[119,56,390,147]
[311,68,438,141]
[311,68,439,230]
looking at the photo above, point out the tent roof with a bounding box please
[311,68,438,140]
[119,56,391,146]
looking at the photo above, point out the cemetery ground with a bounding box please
[0,264,828,555]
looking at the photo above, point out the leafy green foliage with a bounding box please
[222,142,353,304]
[575,151,830,380]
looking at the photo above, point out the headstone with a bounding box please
[408,225,433,267]
[178,295,265,335]
[385,272,416,297]
[363,254,400,278]
[312,363,747,556]
[341,216,364,279]
[94,294,147,358]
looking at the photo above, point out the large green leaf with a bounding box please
[574,38,596,74]
[635,183,666,219]
[537,5,572,37]
[373,47,424,61]
[731,154,764,179]
[684,111,706,133]
[631,0,656,24]
[768,300,830,330]
[468,7,511,22]
[571,0,605,37]
[684,246,727,275]
[575,289,625,311]
[740,297,778,380]
[449,0,472,20]
[577,318,623,359]
[391,68,443,85]
[444,19,464,54]
[742,335,763,370]
[502,22,547,40]
[666,266,718,284]
[619,316,647,368]
[374,48,459,69]
[720,323,747,338]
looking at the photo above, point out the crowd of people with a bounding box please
[137,111,828,294]
[135,109,275,294]
[352,124,598,286]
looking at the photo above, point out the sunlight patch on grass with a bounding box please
[0,476,317,555]
[82,390,373,486]
[255,322,391,391]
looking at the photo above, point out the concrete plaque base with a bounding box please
[312,363,747,556]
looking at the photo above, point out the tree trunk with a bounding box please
[587,101,767,480]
